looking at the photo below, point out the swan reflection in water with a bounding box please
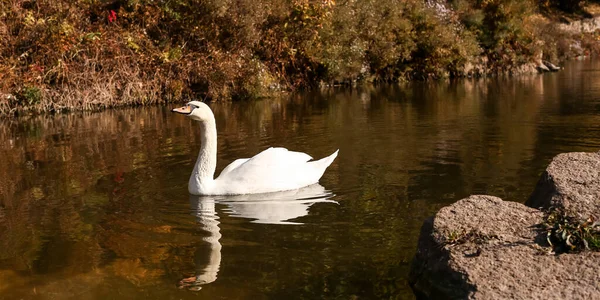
[178,184,336,291]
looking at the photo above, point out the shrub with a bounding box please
[409,1,481,78]
[452,0,538,68]
[315,0,416,83]
[0,0,596,115]
[16,85,41,105]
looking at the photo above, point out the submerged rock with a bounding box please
[409,151,600,299]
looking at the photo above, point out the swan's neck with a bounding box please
[192,119,217,189]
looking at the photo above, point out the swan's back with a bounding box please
[213,148,338,195]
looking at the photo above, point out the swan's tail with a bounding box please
[308,149,339,182]
[320,149,339,167]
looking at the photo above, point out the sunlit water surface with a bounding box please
[1,60,599,299]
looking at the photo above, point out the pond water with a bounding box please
[1,59,600,299]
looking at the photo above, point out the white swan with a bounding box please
[172,101,338,195]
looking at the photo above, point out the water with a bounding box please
[1,59,599,299]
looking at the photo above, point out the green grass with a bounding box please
[543,209,600,253]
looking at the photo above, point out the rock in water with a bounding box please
[409,151,600,299]
[527,151,600,221]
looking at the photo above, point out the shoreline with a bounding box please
[1,54,596,119]
[3,55,595,119]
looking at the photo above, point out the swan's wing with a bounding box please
[216,147,312,180]
[244,147,313,165]
[214,147,337,194]
[218,158,249,178]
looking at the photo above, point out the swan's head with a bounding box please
[172,101,214,122]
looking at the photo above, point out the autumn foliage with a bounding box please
[0,0,598,115]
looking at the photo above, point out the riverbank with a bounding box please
[1,0,600,116]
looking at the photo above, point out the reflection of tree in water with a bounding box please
[0,99,336,296]
[0,65,599,298]
[268,261,407,299]
[0,107,203,296]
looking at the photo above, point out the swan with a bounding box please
[172,101,338,195]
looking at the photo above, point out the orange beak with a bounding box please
[172,105,192,114]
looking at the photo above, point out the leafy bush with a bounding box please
[16,86,41,105]
[0,0,597,114]
[451,0,539,67]
[315,0,416,83]
[409,1,481,78]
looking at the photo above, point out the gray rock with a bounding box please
[409,195,600,299]
[527,151,600,221]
